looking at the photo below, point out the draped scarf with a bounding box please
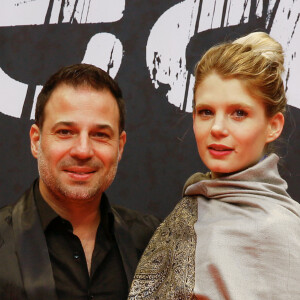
[129,154,300,299]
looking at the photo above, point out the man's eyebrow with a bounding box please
[52,121,76,129]
[94,124,113,131]
[52,122,114,132]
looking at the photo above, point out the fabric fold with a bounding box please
[129,154,300,299]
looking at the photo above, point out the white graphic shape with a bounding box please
[147,0,255,112]
[0,0,125,26]
[146,0,201,112]
[30,85,43,120]
[0,0,49,26]
[270,0,300,109]
[0,68,28,118]
[223,0,250,26]
[147,0,300,112]
[0,0,125,119]
[82,33,123,78]
[50,0,125,24]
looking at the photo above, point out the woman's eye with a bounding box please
[233,109,248,118]
[197,109,213,116]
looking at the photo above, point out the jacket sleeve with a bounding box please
[0,206,27,299]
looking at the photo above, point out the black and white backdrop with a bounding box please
[0,0,299,218]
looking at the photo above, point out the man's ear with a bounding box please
[118,131,127,161]
[30,124,41,158]
[266,112,285,143]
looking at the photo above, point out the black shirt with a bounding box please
[34,182,128,300]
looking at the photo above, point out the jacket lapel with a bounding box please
[112,208,139,288]
[12,187,58,300]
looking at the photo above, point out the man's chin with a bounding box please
[56,185,102,203]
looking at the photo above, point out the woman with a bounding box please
[128,32,300,299]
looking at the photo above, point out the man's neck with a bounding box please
[39,181,102,274]
[38,179,101,226]
[49,199,101,230]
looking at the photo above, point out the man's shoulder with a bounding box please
[111,204,161,254]
[0,195,21,220]
[111,204,161,230]
[0,197,19,249]
[0,204,13,227]
[0,185,34,223]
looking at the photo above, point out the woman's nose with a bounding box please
[210,115,229,138]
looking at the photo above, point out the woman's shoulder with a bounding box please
[182,172,210,195]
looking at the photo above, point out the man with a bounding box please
[0,64,160,299]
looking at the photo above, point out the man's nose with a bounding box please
[210,114,229,138]
[69,133,94,159]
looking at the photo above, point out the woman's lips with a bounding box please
[208,144,233,157]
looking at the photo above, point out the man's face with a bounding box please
[30,84,126,204]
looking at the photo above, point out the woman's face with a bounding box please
[193,72,283,177]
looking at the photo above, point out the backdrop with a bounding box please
[0,0,299,218]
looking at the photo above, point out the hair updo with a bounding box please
[193,32,286,118]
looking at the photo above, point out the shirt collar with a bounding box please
[34,179,115,236]
[34,180,58,231]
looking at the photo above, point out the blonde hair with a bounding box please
[194,32,286,117]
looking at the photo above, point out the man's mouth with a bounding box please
[64,167,97,174]
[67,170,95,174]
[63,167,97,180]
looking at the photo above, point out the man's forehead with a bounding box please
[46,84,115,107]
[42,84,119,126]
[51,82,111,95]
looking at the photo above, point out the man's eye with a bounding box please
[56,129,73,136]
[93,132,109,138]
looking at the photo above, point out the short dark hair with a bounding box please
[35,63,125,132]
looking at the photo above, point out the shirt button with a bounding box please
[73,251,80,260]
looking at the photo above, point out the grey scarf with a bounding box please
[129,154,300,299]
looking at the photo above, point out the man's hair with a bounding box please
[194,32,286,118]
[35,63,125,132]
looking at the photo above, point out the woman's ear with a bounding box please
[266,112,285,143]
[30,124,40,158]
